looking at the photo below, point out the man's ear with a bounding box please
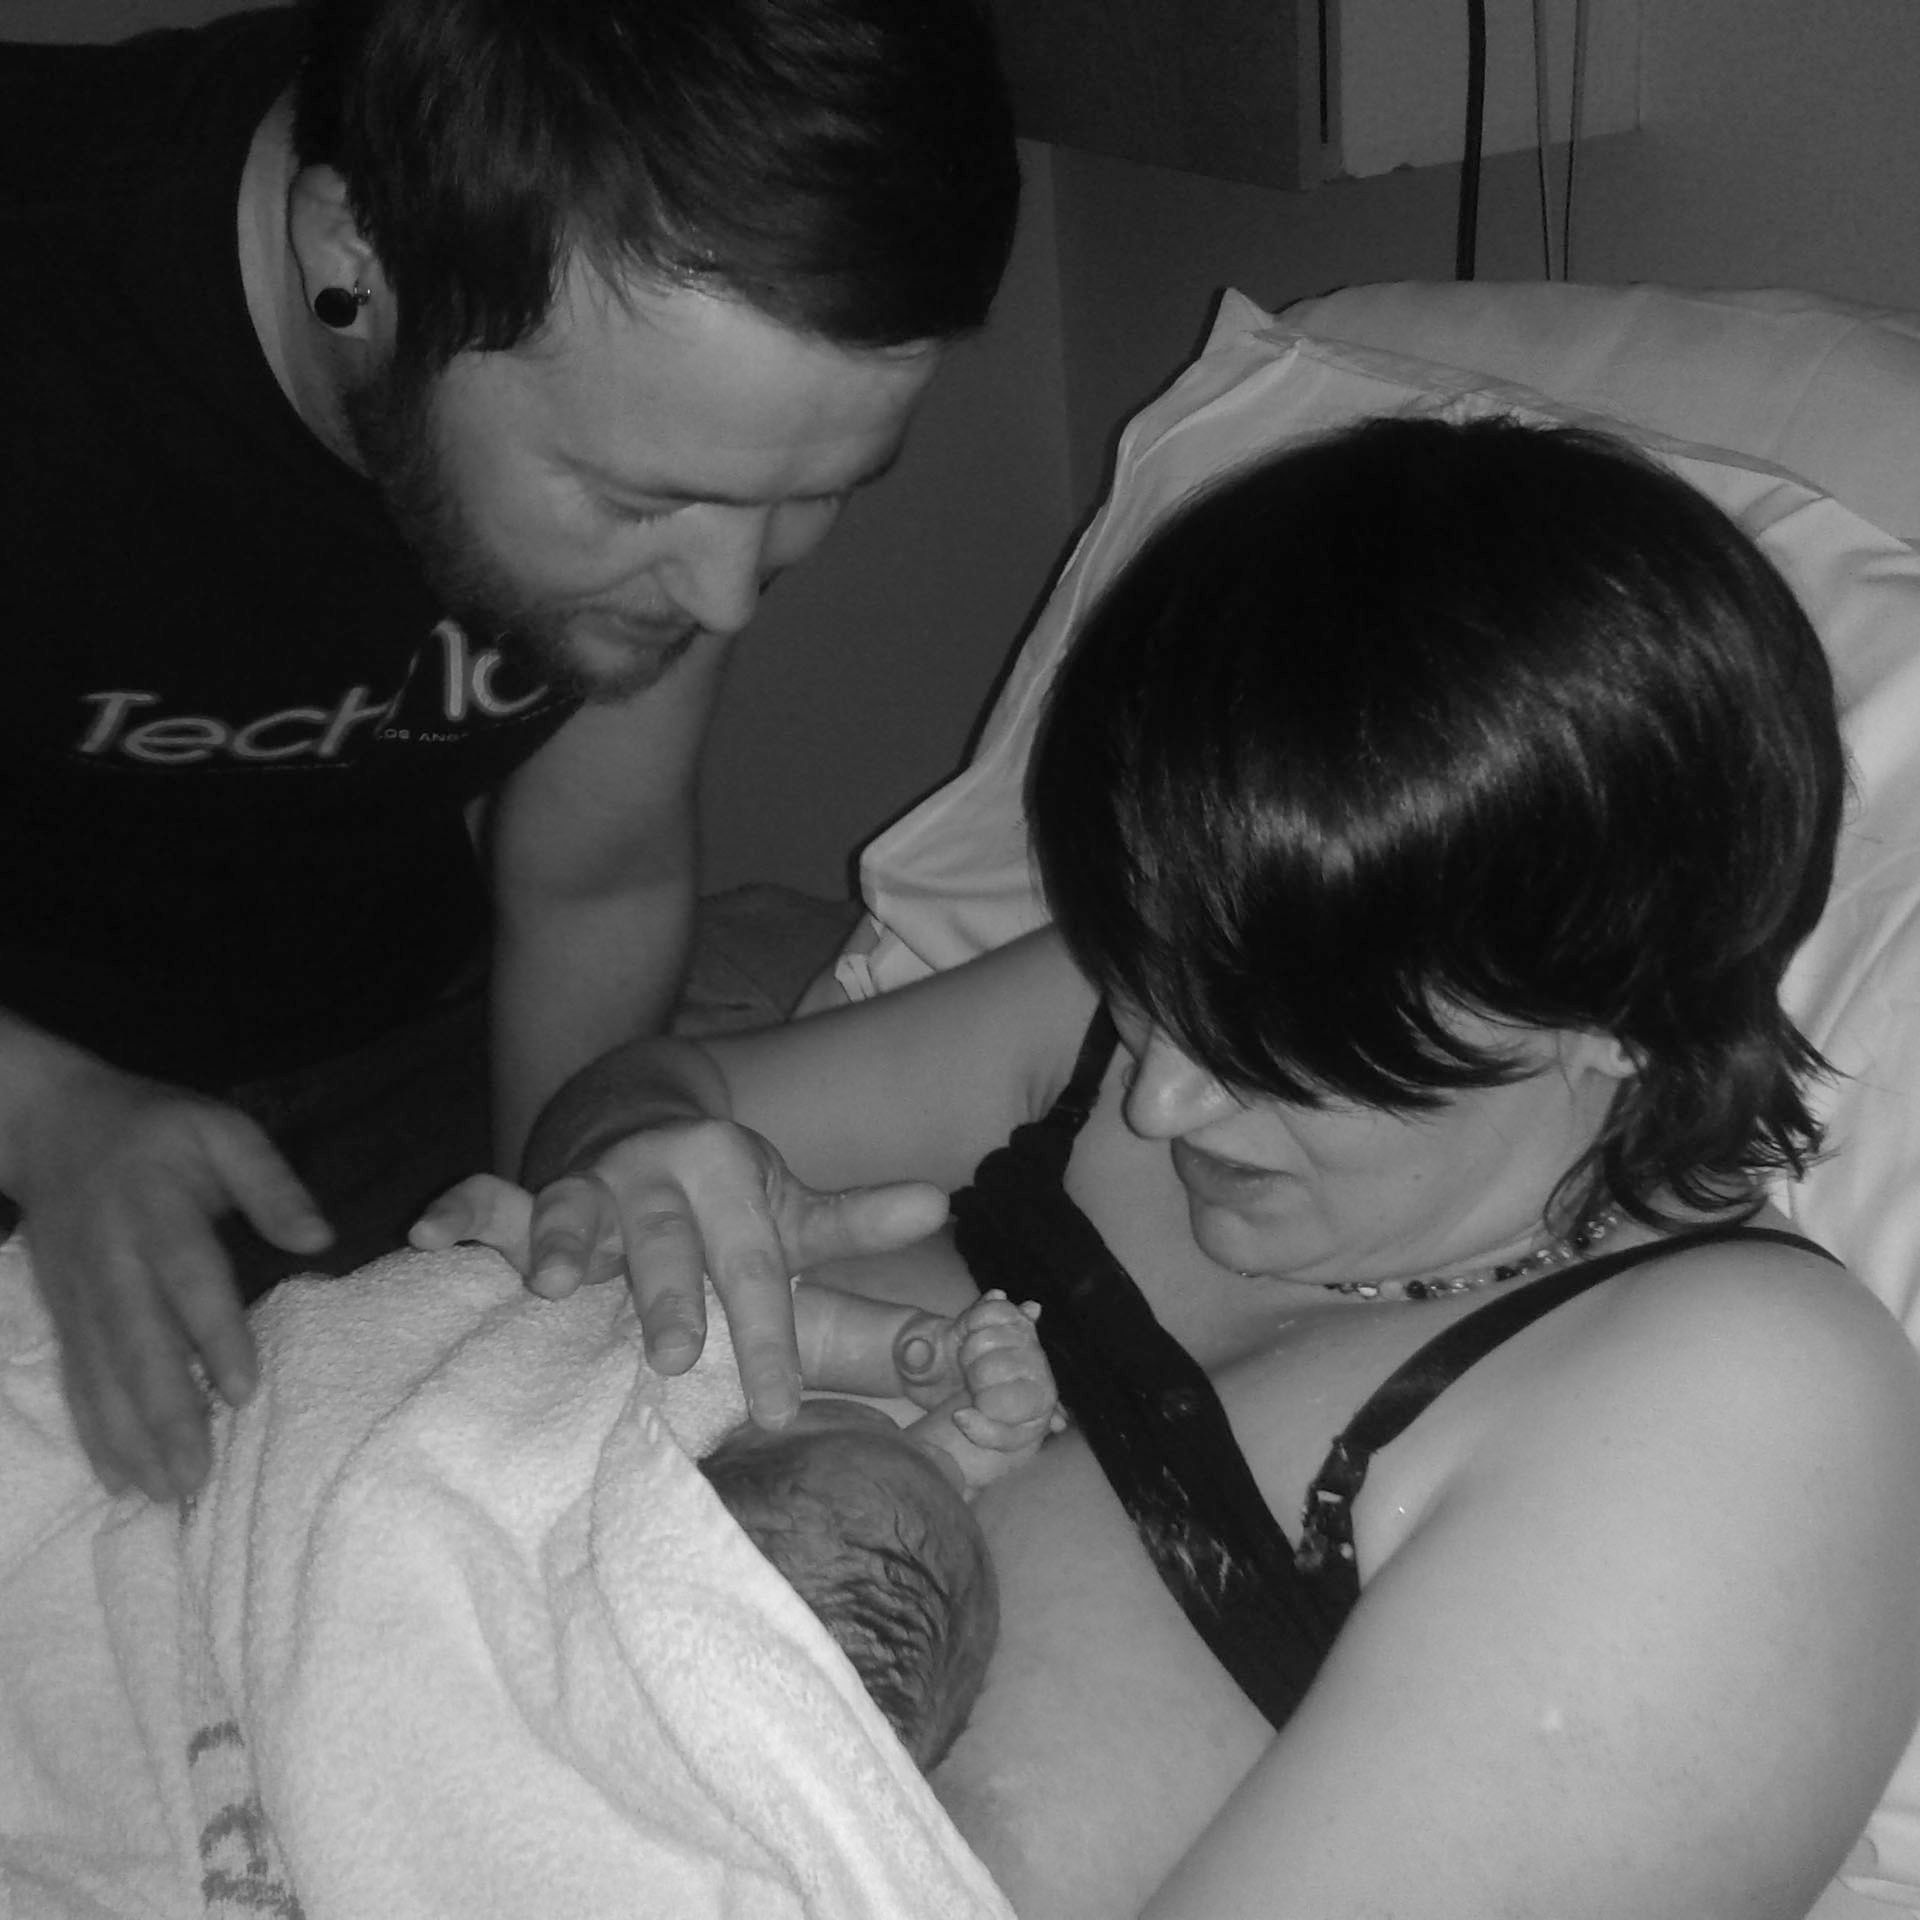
[287,164,392,335]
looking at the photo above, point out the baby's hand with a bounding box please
[897,1291,1060,1454]
[953,1293,1060,1452]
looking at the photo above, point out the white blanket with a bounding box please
[0,1238,1015,1920]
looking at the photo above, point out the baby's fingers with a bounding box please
[958,1295,1049,1375]
[957,1294,1058,1435]
[966,1368,1059,1431]
[953,1399,1054,1454]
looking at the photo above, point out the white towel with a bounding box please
[0,1239,1016,1920]
[0,1233,200,1920]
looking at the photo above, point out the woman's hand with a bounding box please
[413,1119,949,1428]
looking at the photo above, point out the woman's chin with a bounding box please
[1186,1197,1314,1280]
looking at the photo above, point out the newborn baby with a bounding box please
[698,1289,1057,1769]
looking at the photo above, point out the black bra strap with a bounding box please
[1294,1223,1842,1608]
[956,1003,1845,1728]
[948,1006,1341,1730]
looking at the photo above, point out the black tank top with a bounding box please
[947,1006,1839,1733]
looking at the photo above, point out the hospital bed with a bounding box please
[8,277,1920,1918]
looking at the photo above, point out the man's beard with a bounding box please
[340,353,701,705]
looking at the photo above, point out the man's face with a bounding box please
[344,268,943,702]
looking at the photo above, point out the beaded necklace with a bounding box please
[1325,1203,1625,1303]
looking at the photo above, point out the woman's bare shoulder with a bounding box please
[1446,1222,1920,1602]
[1179,1233,1920,1920]
[1544,1224,1920,1471]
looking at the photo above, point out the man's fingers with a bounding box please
[115,1211,229,1495]
[81,1366,172,1501]
[786,1180,950,1269]
[202,1114,332,1257]
[156,1232,257,1411]
[63,1255,208,1502]
[60,1355,133,1497]
[130,1165,253,1413]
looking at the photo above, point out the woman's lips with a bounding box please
[1169,1137,1283,1205]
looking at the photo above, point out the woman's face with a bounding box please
[1111,1004,1633,1290]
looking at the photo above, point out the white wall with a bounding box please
[1570,0,1920,309]
[697,154,1075,895]
[1039,0,1920,503]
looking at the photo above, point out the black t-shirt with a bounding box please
[0,13,578,1086]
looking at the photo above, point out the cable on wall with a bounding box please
[1531,0,1593,281]
[1530,0,1558,277]
[1562,0,1589,278]
[1454,0,1487,279]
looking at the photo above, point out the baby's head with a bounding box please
[698,1399,998,1770]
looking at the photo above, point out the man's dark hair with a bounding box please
[292,0,1018,369]
[1029,413,1846,1227]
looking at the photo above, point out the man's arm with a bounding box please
[486,636,731,1171]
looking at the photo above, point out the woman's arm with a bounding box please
[525,925,1096,1195]
[419,930,1096,1425]
[1147,1248,1920,1920]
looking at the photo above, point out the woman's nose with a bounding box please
[1122,1030,1240,1139]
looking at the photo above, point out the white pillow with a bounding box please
[1288,281,1920,542]
[845,296,1920,1320]
[842,295,1920,1910]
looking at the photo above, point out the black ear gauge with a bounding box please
[313,284,373,329]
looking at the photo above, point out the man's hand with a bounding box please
[412,1120,948,1430]
[13,1060,331,1501]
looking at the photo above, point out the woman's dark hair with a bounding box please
[292,0,1019,370]
[1029,413,1846,1225]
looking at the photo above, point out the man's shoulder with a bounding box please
[1,10,299,209]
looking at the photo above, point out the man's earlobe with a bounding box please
[288,165,386,326]
[313,284,374,329]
